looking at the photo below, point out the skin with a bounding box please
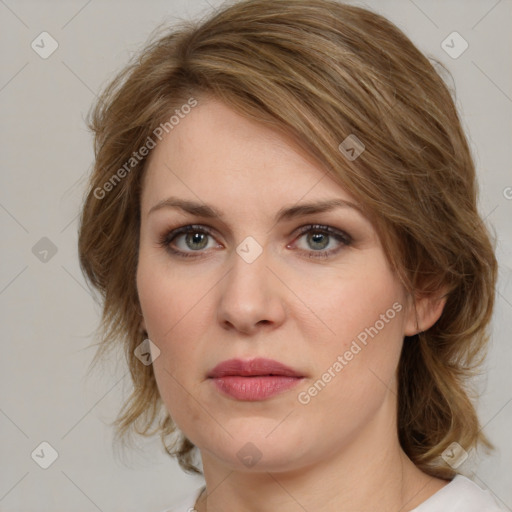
[137,96,448,511]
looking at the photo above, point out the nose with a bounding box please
[216,243,286,336]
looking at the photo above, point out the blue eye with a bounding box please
[158,224,352,259]
[158,225,220,258]
[291,224,352,259]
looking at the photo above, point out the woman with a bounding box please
[77,0,503,510]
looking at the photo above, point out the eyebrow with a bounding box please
[148,196,365,223]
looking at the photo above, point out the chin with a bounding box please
[197,425,312,473]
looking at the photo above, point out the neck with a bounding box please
[194,402,448,512]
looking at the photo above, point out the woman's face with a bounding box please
[137,96,419,472]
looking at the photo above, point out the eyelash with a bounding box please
[157,224,352,260]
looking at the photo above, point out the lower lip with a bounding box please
[210,376,302,401]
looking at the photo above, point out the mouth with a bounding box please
[207,358,304,401]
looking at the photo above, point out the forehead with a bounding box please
[141,97,357,215]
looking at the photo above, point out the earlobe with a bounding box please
[403,290,448,336]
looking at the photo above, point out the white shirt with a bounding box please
[161,475,505,511]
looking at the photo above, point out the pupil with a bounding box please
[188,232,207,250]
[310,232,327,249]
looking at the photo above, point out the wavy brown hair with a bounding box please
[78,0,497,478]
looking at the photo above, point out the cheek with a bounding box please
[297,257,406,403]
[290,253,405,352]
[136,255,201,343]
[136,258,211,426]
[137,267,201,380]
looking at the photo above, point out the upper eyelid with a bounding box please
[150,203,367,236]
[167,222,345,234]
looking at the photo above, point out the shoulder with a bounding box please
[158,485,205,512]
[412,474,504,511]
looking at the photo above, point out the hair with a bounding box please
[77,0,497,478]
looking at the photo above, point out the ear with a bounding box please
[403,288,448,336]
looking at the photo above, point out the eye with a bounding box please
[157,224,220,258]
[157,224,352,259]
[289,224,352,259]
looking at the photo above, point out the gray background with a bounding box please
[0,0,510,510]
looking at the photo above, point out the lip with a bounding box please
[207,358,304,401]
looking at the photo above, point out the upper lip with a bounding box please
[207,358,303,378]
